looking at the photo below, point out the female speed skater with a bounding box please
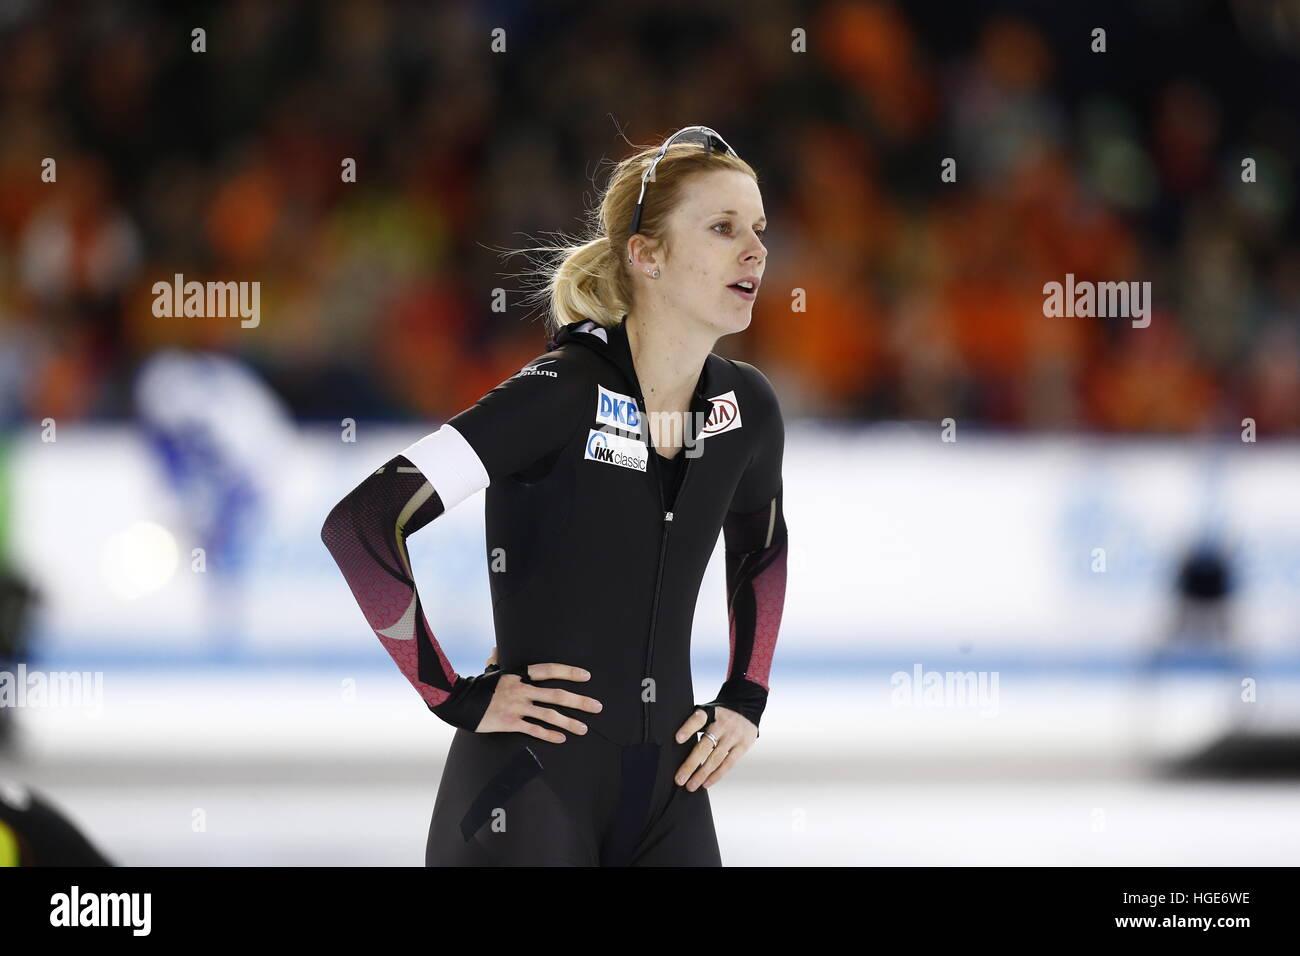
[321,126,788,866]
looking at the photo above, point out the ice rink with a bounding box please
[4,668,1299,866]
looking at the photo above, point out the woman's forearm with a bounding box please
[319,454,501,731]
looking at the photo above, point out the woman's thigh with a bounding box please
[626,737,722,867]
[426,728,613,866]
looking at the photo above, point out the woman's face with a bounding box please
[646,168,768,336]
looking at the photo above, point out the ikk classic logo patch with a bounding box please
[583,429,648,472]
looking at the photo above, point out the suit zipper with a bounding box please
[642,512,670,743]
[639,396,666,745]
[636,396,696,744]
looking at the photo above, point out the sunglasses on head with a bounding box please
[628,125,738,239]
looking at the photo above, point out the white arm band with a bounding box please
[399,423,490,511]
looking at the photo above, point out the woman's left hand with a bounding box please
[673,706,757,790]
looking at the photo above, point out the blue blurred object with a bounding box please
[133,350,291,577]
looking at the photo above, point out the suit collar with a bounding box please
[549,316,716,444]
[551,316,712,403]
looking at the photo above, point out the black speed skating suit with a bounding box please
[321,317,788,865]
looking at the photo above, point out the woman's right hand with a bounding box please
[475,663,603,743]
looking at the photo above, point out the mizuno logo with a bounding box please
[595,384,641,435]
[583,429,647,472]
[514,360,558,379]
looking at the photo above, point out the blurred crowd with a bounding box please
[0,0,1298,432]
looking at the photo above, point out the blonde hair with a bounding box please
[499,136,758,339]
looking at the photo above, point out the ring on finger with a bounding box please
[703,731,719,747]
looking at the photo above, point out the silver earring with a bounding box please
[646,268,659,278]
